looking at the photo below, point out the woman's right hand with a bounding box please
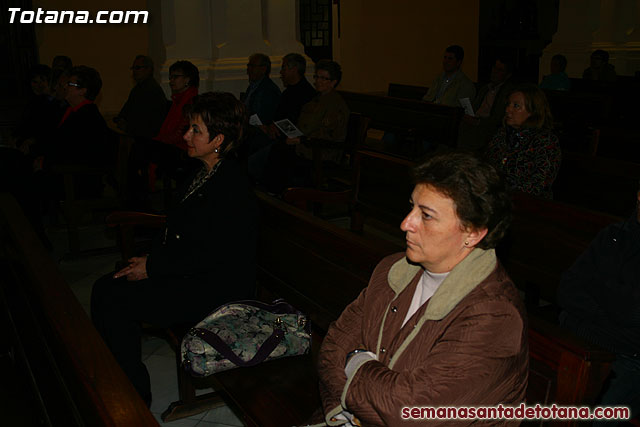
[114,256,149,281]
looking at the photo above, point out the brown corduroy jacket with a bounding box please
[317,249,528,426]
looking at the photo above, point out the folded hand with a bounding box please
[114,255,149,281]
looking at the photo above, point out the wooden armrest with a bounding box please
[106,211,167,228]
[528,315,614,362]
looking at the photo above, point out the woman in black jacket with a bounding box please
[91,92,258,406]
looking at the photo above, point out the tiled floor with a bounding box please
[47,222,244,427]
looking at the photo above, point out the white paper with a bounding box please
[274,119,304,138]
[459,97,474,116]
[249,114,263,126]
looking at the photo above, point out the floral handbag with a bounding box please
[181,299,311,377]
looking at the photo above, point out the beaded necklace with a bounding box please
[180,159,223,203]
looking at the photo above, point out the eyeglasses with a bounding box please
[169,74,186,80]
[67,82,81,87]
[130,65,148,70]
[313,74,331,81]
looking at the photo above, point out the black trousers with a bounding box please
[90,273,212,403]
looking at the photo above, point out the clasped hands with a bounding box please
[114,255,148,281]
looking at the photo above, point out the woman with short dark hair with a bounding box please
[486,83,561,199]
[91,92,258,406]
[318,152,527,426]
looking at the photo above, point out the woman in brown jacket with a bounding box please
[317,152,528,426]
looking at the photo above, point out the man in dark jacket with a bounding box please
[557,186,640,424]
[247,53,315,182]
[114,55,168,138]
[242,53,281,124]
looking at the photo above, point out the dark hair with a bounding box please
[250,53,271,75]
[52,55,72,70]
[283,53,306,76]
[412,152,511,249]
[551,54,567,72]
[592,49,609,63]
[134,54,154,72]
[30,64,52,82]
[170,60,200,88]
[70,65,102,101]
[446,45,465,62]
[184,92,248,158]
[506,83,553,130]
[315,59,342,86]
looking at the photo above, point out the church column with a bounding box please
[157,0,308,97]
[541,0,640,79]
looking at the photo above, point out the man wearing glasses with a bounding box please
[242,53,281,125]
[114,55,168,138]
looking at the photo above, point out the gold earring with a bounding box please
[464,241,469,246]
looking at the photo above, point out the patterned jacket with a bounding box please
[485,126,561,199]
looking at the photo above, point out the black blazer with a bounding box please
[50,103,112,165]
[147,158,258,306]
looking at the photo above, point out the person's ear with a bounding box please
[210,133,225,150]
[464,227,488,248]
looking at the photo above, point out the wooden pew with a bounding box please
[591,125,640,161]
[106,189,615,426]
[542,89,612,153]
[348,149,625,310]
[503,193,621,310]
[338,90,464,155]
[0,193,158,426]
[387,83,429,100]
[350,148,413,237]
[55,130,133,255]
[554,151,640,217]
[217,192,614,426]
[106,192,399,424]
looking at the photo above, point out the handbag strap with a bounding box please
[191,327,285,367]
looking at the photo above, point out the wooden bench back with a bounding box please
[256,190,613,420]
[0,193,158,426]
[387,83,429,100]
[256,191,399,331]
[348,149,623,307]
[338,90,464,149]
[554,151,640,217]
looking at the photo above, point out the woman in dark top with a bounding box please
[128,60,200,206]
[485,84,561,199]
[91,92,258,405]
[43,65,112,198]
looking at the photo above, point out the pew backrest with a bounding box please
[338,90,464,149]
[0,193,158,426]
[387,83,429,100]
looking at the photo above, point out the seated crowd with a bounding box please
[5,46,639,426]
